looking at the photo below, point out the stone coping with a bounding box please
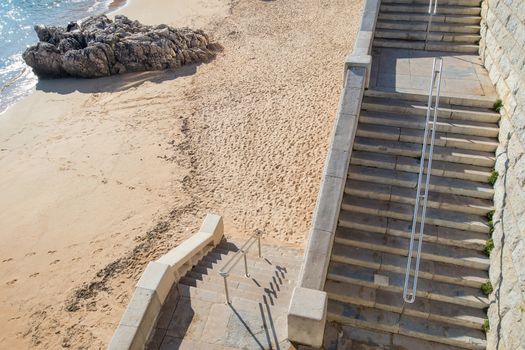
[108,214,224,350]
[287,0,381,347]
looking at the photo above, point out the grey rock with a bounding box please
[22,15,220,79]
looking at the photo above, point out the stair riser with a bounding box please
[376,30,480,43]
[334,233,488,269]
[328,312,484,350]
[353,141,494,167]
[356,128,497,153]
[186,270,295,290]
[327,271,486,309]
[377,21,481,34]
[359,110,499,138]
[378,13,481,24]
[199,257,300,278]
[373,39,479,53]
[364,91,497,111]
[345,185,491,216]
[381,5,481,15]
[327,292,483,330]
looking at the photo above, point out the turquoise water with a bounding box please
[0,0,113,113]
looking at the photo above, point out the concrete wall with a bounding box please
[479,1,525,349]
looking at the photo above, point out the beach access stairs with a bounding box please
[287,0,501,348]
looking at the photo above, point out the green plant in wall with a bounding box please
[481,281,493,296]
[487,210,495,236]
[493,99,503,113]
[484,238,495,256]
[483,319,490,333]
[489,170,499,186]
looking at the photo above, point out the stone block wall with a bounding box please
[479,1,525,349]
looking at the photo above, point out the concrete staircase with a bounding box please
[147,240,302,349]
[325,90,498,349]
[375,0,482,53]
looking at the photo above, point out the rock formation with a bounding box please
[22,15,221,79]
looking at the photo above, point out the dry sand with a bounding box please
[0,0,362,348]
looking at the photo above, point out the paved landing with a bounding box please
[369,47,497,99]
[146,240,302,350]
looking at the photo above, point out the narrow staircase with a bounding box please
[375,0,482,53]
[146,240,302,349]
[325,90,499,349]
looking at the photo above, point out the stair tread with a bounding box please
[381,3,482,14]
[338,209,487,251]
[377,19,481,30]
[354,136,495,167]
[334,224,489,268]
[347,164,494,199]
[327,299,486,349]
[327,259,488,307]
[324,279,486,328]
[341,194,490,234]
[352,150,493,183]
[345,177,493,215]
[361,97,500,124]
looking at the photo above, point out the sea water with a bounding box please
[0,0,114,113]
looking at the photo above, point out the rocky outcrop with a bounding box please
[22,15,220,79]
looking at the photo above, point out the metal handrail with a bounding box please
[218,230,263,304]
[424,0,438,49]
[402,57,443,303]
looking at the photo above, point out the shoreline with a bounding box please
[0,0,363,348]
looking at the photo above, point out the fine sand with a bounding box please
[0,0,362,348]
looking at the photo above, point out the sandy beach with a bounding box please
[0,0,362,348]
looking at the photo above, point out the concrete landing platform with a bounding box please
[369,48,497,99]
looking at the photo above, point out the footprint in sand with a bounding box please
[50,260,60,265]
[29,273,39,278]
[2,258,13,263]
[92,248,103,254]
[47,250,56,254]
[6,279,17,285]
[25,252,36,257]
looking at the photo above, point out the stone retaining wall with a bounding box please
[479,1,525,349]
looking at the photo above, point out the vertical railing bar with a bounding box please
[243,251,249,277]
[403,57,439,303]
[425,0,438,50]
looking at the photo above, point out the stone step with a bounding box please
[338,209,487,252]
[378,12,481,25]
[348,164,494,199]
[351,149,492,184]
[354,136,495,167]
[334,224,488,271]
[364,89,497,111]
[341,194,490,234]
[381,4,481,15]
[360,106,499,137]
[177,283,289,314]
[327,300,486,349]
[377,20,481,34]
[373,38,479,53]
[382,0,482,7]
[345,177,493,215]
[356,123,498,153]
[216,241,304,258]
[375,29,481,43]
[324,279,486,330]
[186,268,295,293]
[327,257,488,307]
[206,247,303,268]
[214,245,304,264]
[180,276,293,307]
[198,256,299,281]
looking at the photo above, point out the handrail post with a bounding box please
[425,0,438,49]
[257,230,262,258]
[220,271,231,304]
[243,251,250,277]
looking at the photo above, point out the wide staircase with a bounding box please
[146,240,302,349]
[374,0,481,53]
[324,90,499,349]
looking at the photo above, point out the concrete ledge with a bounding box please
[108,213,224,350]
[287,287,327,348]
